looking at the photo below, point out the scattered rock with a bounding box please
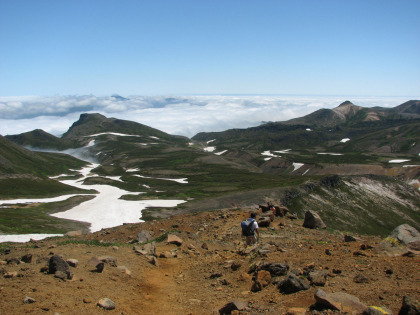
[4,271,18,278]
[147,256,159,266]
[6,258,21,265]
[23,296,36,304]
[399,296,420,315]
[219,300,248,314]
[308,270,328,286]
[354,274,369,283]
[201,242,209,250]
[66,259,78,268]
[159,251,173,258]
[303,210,326,229]
[48,255,70,274]
[21,254,32,263]
[258,216,272,227]
[314,289,367,313]
[286,307,307,315]
[134,242,156,257]
[407,240,420,251]
[135,230,153,243]
[95,262,105,273]
[390,224,420,246]
[258,262,289,276]
[251,270,271,292]
[116,266,131,275]
[65,230,83,237]
[278,273,310,294]
[98,256,117,267]
[230,260,241,271]
[344,235,357,242]
[167,234,183,246]
[97,298,115,310]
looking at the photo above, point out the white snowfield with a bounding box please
[388,159,410,163]
[0,164,186,242]
[0,234,63,243]
[340,138,350,143]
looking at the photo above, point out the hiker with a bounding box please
[269,204,276,216]
[241,213,260,245]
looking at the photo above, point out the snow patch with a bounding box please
[388,159,410,163]
[317,152,344,156]
[85,132,141,138]
[204,146,216,152]
[215,150,227,155]
[340,138,350,143]
[292,163,304,172]
[0,234,63,243]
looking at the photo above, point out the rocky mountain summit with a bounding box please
[1,207,419,314]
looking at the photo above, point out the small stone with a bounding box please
[201,243,209,250]
[4,271,18,278]
[97,298,115,310]
[66,259,78,267]
[353,274,369,283]
[23,296,36,304]
[96,262,105,273]
[83,298,92,304]
[21,254,33,263]
[65,230,83,237]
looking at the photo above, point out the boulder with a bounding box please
[21,254,32,263]
[344,235,357,242]
[66,259,78,267]
[65,230,83,237]
[354,274,369,284]
[390,224,420,246]
[407,240,420,251]
[135,230,153,243]
[399,296,419,315]
[308,270,328,286]
[167,234,183,246]
[219,300,248,314]
[98,256,118,267]
[48,255,70,274]
[278,274,310,294]
[251,270,271,292]
[303,210,326,229]
[23,296,36,304]
[259,262,289,276]
[134,242,156,256]
[258,216,272,227]
[314,289,367,313]
[97,298,116,310]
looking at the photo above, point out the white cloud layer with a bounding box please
[0,95,413,138]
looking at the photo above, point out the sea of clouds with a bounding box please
[0,95,412,138]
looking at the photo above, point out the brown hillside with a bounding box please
[1,208,419,314]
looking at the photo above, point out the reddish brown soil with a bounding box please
[1,208,419,314]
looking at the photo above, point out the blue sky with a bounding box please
[1,0,419,97]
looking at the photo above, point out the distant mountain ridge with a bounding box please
[192,100,420,155]
[282,100,420,127]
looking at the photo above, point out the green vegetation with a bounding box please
[0,196,92,234]
[0,177,96,199]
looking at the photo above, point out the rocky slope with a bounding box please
[1,208,419,314]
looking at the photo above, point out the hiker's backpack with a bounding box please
[241,218,255,236]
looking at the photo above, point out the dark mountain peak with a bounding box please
[338,100,354,107]
[78,113,107,123]
[394,100,420,115]
[5,129,68,150]
[111,94,129,101]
